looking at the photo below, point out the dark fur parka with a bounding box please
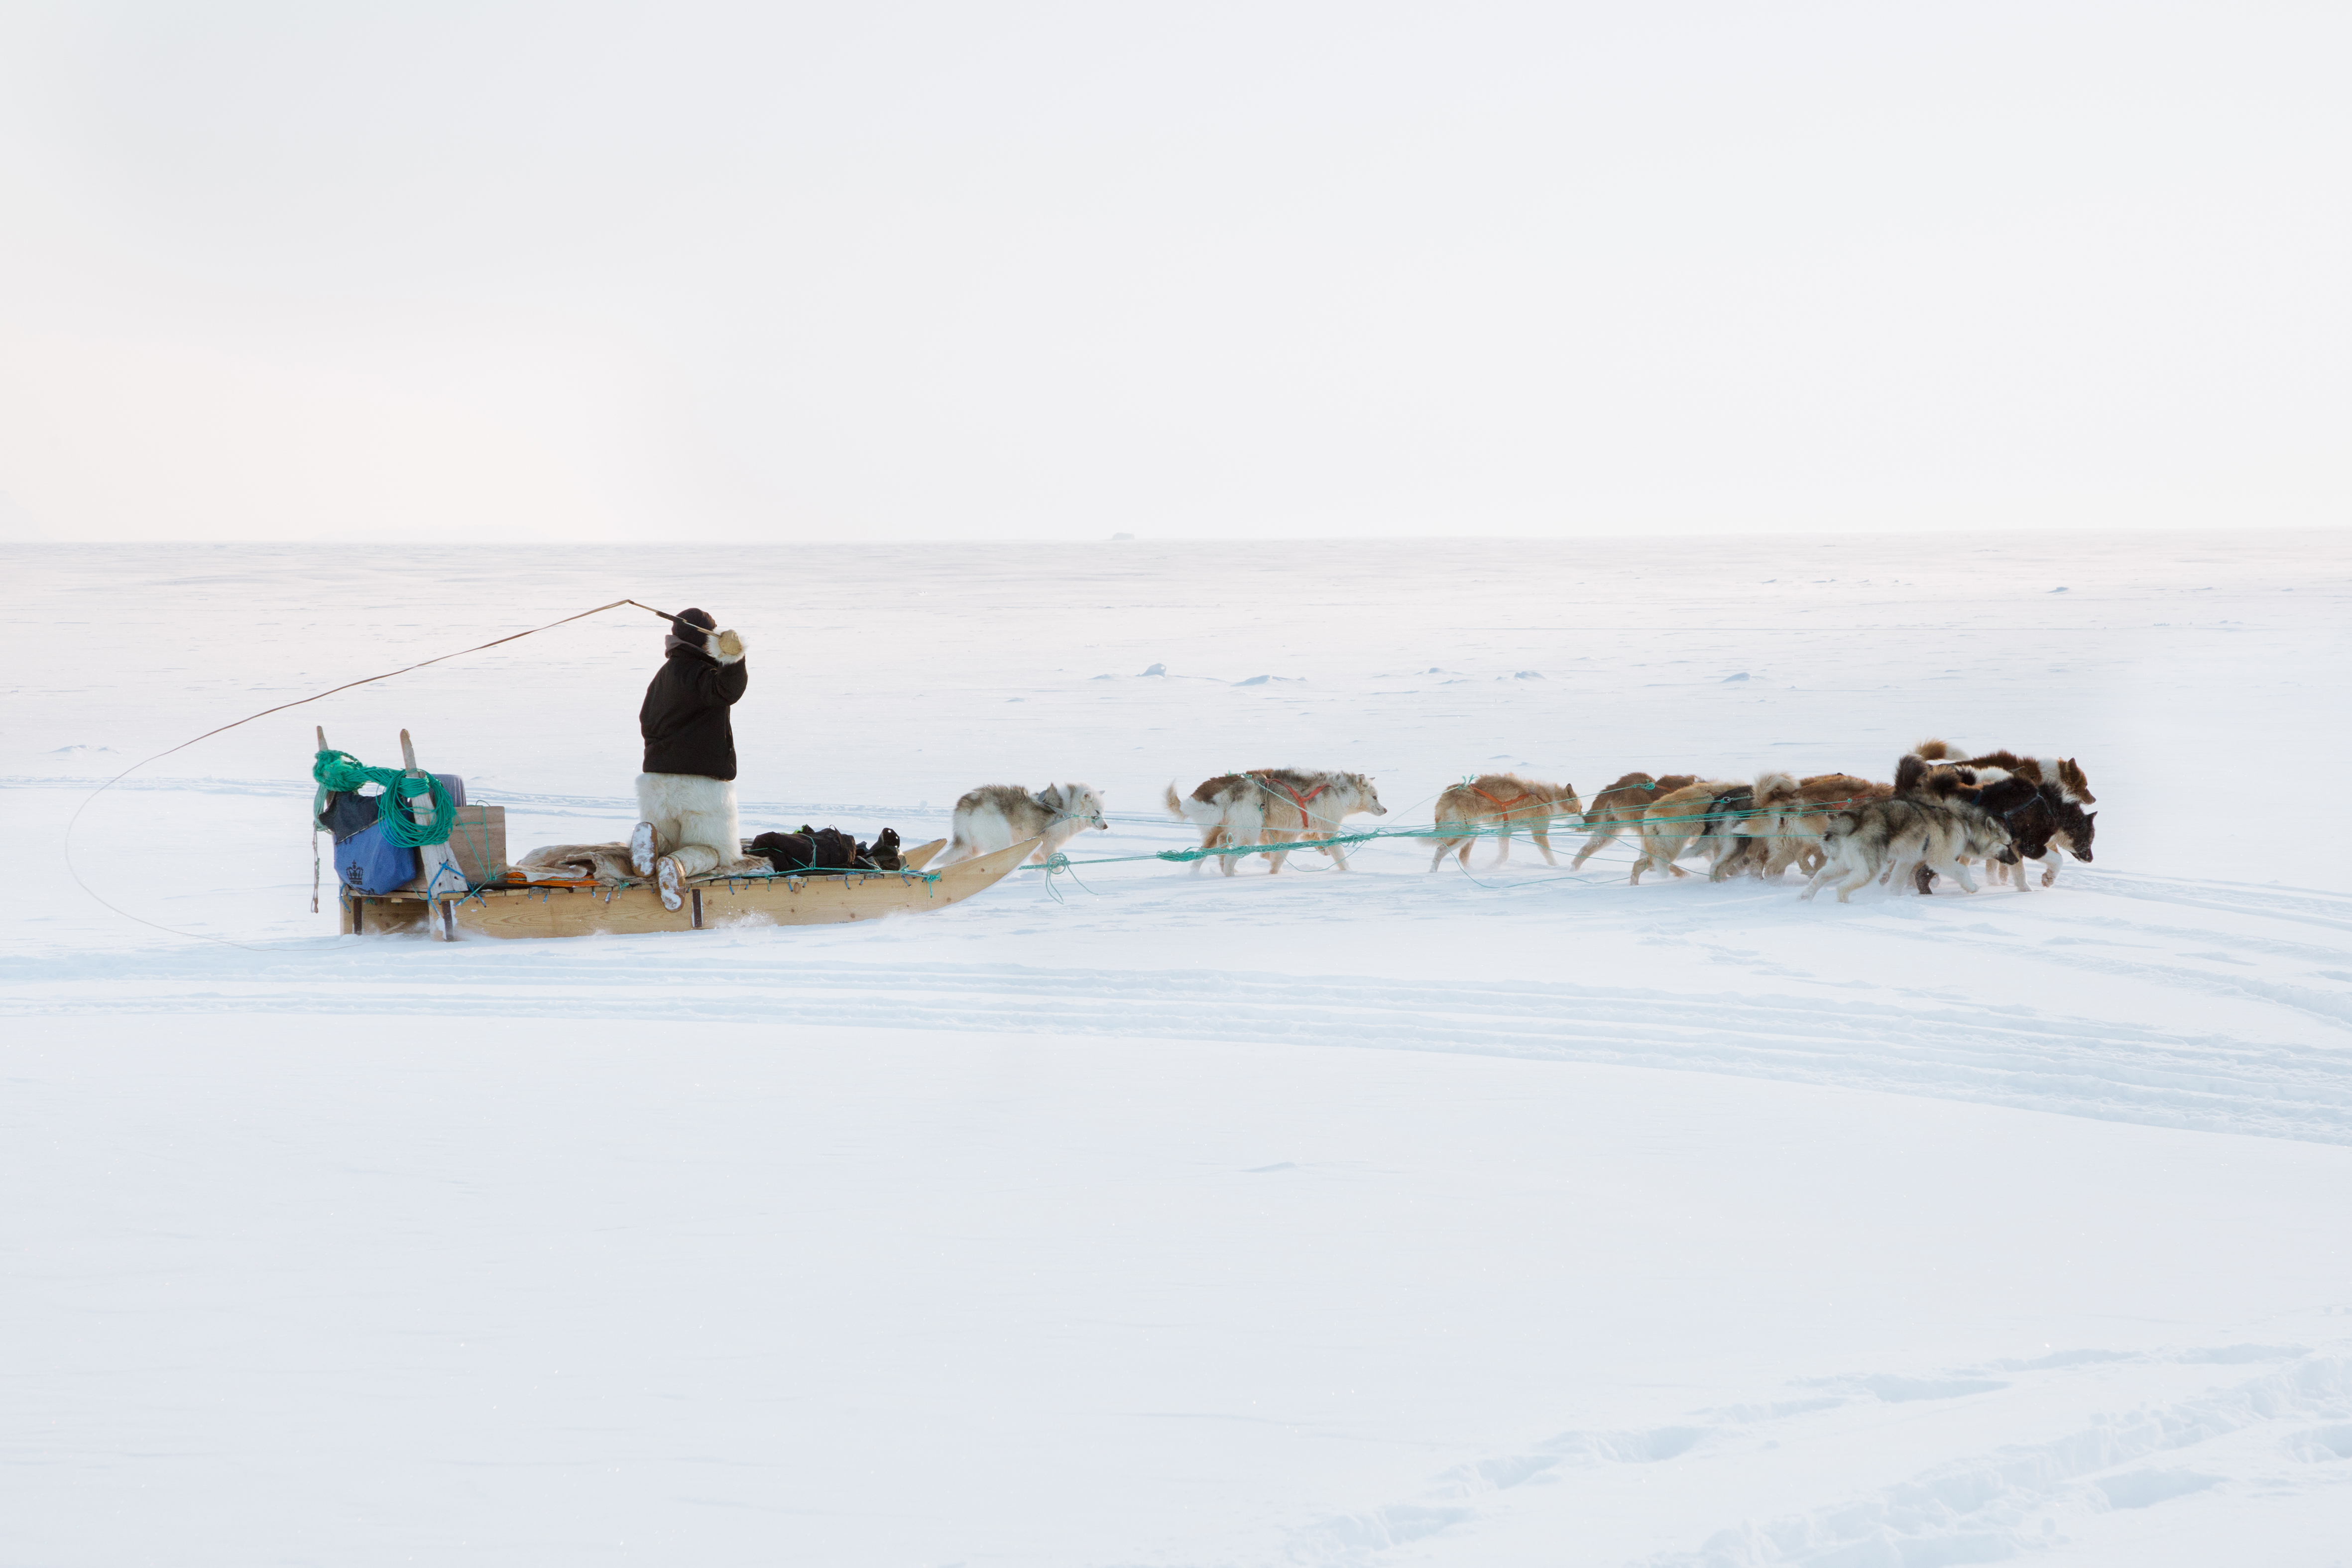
[641,612,749,780]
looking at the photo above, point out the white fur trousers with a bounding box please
[636,773,741,878]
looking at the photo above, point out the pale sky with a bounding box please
[1,2,2345,543]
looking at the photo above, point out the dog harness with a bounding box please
[1467,784,1535,815]
[1033,787,1098,827]
[1251,773,1331,826]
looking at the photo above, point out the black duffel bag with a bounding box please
[750,826,863,873]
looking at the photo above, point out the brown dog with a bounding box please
[1914,739,2094,804]
[1735,772,1894,879]
[1569,772,1697,871]
[1427,774,1583,871]
[1633,779,1750,884]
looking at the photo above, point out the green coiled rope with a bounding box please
[311,749,458,848]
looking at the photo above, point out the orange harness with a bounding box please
[1468,785,1534,816]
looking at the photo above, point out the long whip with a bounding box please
[62,598,680,949]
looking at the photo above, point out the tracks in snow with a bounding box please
[1285,1339,2352,1567]
[6,949,2349,1145]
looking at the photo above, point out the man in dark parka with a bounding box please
[629,607,748,909]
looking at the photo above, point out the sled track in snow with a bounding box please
[1293,1341,2352,1567]
[7,950,2349,1146]
[2063,868,2352,935]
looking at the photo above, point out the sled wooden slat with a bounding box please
[900,837,946,872]
[341,836,1038,939]
[342,891,429,934]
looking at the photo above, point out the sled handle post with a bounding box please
[398,728,464,940]
[312,725,331,916]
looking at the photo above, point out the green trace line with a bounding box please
[1023,800,1841,872]
[1028,834,1660,896]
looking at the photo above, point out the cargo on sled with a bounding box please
[314,727,1033,940]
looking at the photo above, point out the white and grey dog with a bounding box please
[1164,769,1388,875]
[933,782,1108,867]
[1801,793,2013,903]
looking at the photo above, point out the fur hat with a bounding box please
[662,607,744,665]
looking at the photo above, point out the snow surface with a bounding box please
[5,533,2352,1565]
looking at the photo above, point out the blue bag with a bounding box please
[318,772,463,896]
[335,820,422,895]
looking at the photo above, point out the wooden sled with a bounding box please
[342,836,1032,939]
[321,723,998,939]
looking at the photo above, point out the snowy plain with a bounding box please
[4,533,2352,1566]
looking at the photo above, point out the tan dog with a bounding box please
[1569,772,1697,871]
[1426,773,1583,871]
[1732,772,1893,880]
[1632,779,1750,884]
[1165,769,1388,875]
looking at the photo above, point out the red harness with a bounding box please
[1252,773,1332,829]
[1468,785,1535,816]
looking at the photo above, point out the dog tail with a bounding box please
[1894,753,1931,794]
[1165,783,1224,829]
[1911,738,1953,761]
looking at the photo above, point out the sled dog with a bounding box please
[1987,784,2096,888]
[1570,772,1697,871]
[1912,739,2095,804]
[1732,773,1892,880]
[1802,797,1924,903]
[2040,792,2096,883]
[1165,769,1387,875]
[934,782,1107,868]
[1803,784,2016,903]
[1427,774,1583,871]
[1632,779,1750,885]
[1900,768,2046,894]
[1708,779,1778,883]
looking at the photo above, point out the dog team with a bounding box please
[929,742,2096,897]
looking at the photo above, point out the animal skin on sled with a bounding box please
[513,842,770,885]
